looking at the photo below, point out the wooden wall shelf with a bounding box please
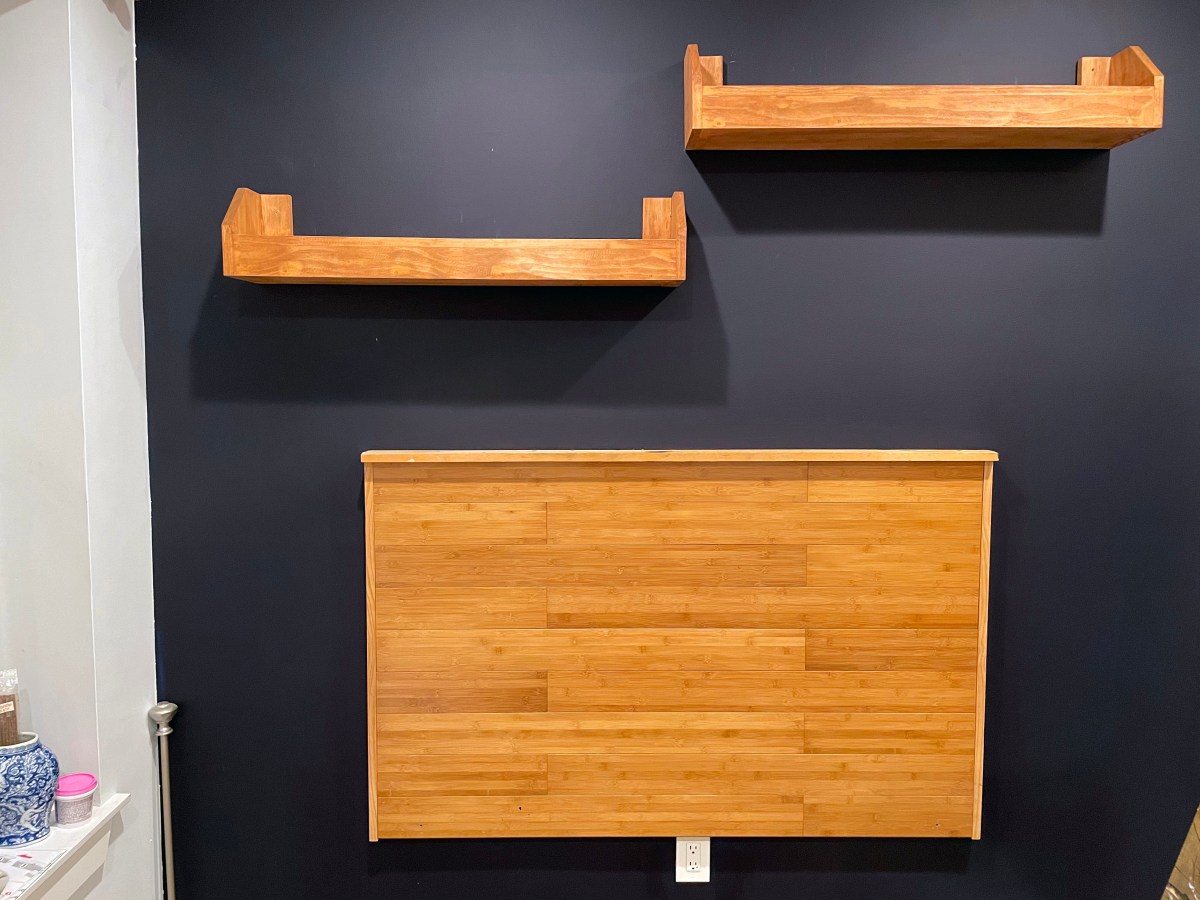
[221,189,686,286]
[364,449,997,839]
[684,44,1163,150]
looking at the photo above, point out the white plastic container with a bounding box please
[55,773,97,826]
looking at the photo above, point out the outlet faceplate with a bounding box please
[675,837,711,883]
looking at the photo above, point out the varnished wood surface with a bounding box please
[364,463,378,840]
[361,449,999,463]
[222,188,686,286]
[684,44,1163,150]
[973,462,994,838]
[366,451,995,838]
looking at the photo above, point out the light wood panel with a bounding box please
[546,587,978,629]
[806,543,981,588]
[374,461,812,502]
[547,753,972,797]
[378,794,807,838]
[805,629,977,670]
[376,544,809,587]
[808,463,984,503]
[222,188,686,286]
[802,795,973,837]
[377,672,548,713]
[376,587,548,629]
[377,713,810,754]
[684,44,1163,150]
[805,713,977,755]
[365,462,378,840]
[365,450,995,838]
[378,755,549,797]
[973,462,994,838]
[546,500,981,544]
[374,502,548,544]
[377,629,807,672]
[547,671,976,712]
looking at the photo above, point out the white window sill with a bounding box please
[6,794,130,900]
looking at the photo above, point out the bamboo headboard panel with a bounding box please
[363,449,996,839]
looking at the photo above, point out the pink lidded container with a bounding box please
[55,773,97,826]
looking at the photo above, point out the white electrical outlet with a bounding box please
[675,836,710,882]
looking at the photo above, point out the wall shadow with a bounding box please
[979,463,1017,839]
[362,836,971,900]
[691,149,1109,234]
[0,0,36,15]
[367,837,665,877]
[365,834,971,876]
[188,233,727,405]
[719,837,972,874]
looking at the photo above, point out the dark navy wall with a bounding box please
[136,1,1200,897]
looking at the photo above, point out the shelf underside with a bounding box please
[685,45,1164,150]
[222,189,686,286]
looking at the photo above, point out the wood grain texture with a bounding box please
[376,587,548,629]
[802,795,973,837]
[546,587,978,629]
[222,189,686,286]
[366,450,994,838]
[641,192,687,282]
[684,44,1163,150]
[377,629,807,672]
[378,712,810,754]
[808,463,984,503]
[364,463,378,840]
[805,713,976,755]
[378,755,549,797]
[1077,56,1112,87]
[546,500,981,545]
[378,794,807,838]
[805,629,977,670]
[374,461,811,502]
[806,543,981,588]
[546,753,972,797]
[973,461,994,838]
[547,671,976,713]
[375,544,809,587]
[375,502,548,544]
[377,672,548,713]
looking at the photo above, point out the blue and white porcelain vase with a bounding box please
[0,733,59,846]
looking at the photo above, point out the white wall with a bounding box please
[0,0,101,773]
[0,0,160,897]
